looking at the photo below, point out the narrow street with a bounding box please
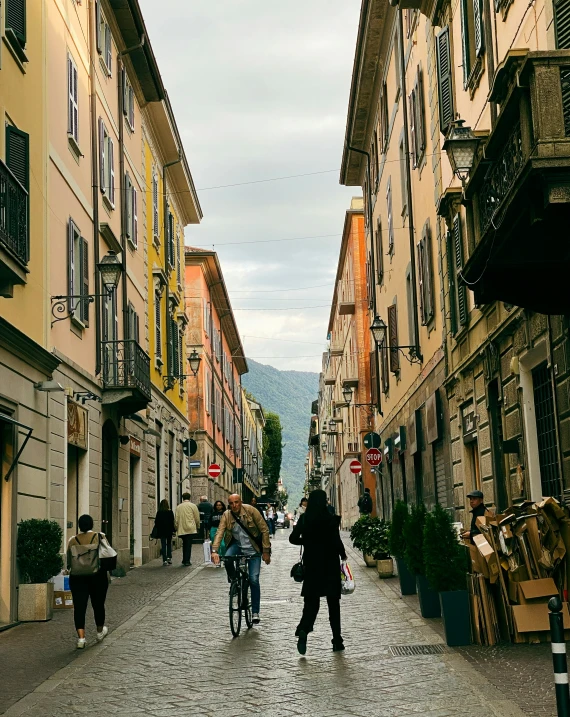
[3,533,529,717]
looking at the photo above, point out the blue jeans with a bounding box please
[224,542,261,614]
[160,538,172,561]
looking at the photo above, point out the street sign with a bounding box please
[366,448,382,467]
[208,463,221,479]
[189,460,201,468]
[182,438,198,457]
[349,459,362,474]
[232,467,244,484]
[363,432,381,449]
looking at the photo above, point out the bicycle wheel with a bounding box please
[243,579,253,629]
[229,580,242,637]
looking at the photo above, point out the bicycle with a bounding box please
[220,555,253,637]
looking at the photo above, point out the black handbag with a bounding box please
[290,547,304,583]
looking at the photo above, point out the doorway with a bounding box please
[102,421,118,544]
[488,380,509,510]
[532,362,561,499]
[0,416,15,624]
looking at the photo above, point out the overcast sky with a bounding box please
[139,1,361,373]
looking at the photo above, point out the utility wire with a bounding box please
[196,169,340,191]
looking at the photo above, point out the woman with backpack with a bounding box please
[67,514,114,649]
[153,499,176,566]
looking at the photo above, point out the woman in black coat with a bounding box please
[289,489,347,654]
[154,499,175,566]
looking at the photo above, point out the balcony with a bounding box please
[463,51,570,313]
[102,340,151,414]
[344,430,361,456]
[0,159,28,297]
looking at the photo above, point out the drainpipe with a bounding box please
[208,301,216,468]
[547,315,565,500]
[88,0,101,374]
[163,155,182,380]
[117,57,128,339]
[397,8,422,362]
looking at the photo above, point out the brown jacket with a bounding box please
[212,504,271,553]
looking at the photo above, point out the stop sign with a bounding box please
[208,463,221,479]
[349,459,362,474]
[366,448,382,467]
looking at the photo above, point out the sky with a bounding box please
[139,1,362,373]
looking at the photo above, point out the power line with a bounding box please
[190,232,341,247]
[229,282,334,293]
[196,169,340,191]
[244,335,326,345]
[233,305,330,311]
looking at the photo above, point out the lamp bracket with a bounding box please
[50,291,113,325]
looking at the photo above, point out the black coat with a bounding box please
[289,513,347,598]
[469,503,486,544]
[154,509,175,539]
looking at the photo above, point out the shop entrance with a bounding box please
[0,416,15,624]
[102,421,118,544]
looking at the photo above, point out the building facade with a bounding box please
[241,396,264,501]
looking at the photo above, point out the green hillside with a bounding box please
[242,360,319,508]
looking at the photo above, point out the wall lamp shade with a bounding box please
[188,349,201,376]
[328,419,337,432]
[321,442,327,453]
[342,386,353,404]
[442,120,480,182]
[97,251,122,291]
[34,380,64,392]
[370,316,387,346]
[243,437,249,445]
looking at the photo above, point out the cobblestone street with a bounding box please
[1,532,542,717]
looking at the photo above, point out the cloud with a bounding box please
[139,0,361,371]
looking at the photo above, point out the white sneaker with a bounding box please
[96,626,108,642]
[76,638,86,649]
[252,613,260,624]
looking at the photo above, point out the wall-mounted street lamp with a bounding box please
[370,315,422,365]
[163,349,202,391]
[328,419,337,433]
[442,120,480,187]
[321,441,327,454]
[51,251,122,325]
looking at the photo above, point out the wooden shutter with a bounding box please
[387,179,394,252]
[436,26,454,135]
[168,213,175,266]
[6,125,29,190]
[109,137,115,205]
[416,68,426,156]
[176,230,181,285]
[81,237,89,325]
[460,0,471,87]
[153,175,159,237]
[132,186,138,247]
[99,119,105,194]
[67,220,75,310]
[129,86,135,128]
[453,215,468,327]
[122,68,128,117]
[95,1,102,53]
[68,55,78,141]
[417,238,426,324]
[6,0,26,46]
[380,340,390,394]
[555,0,570,48]
[388,303,400,373]
[171,318,179,377]
[409,89,417,168]
[365,254,372,310]
[370,350,379,408]
[128,304,135,341]
[105,23,112,75]
[473,0,484,57]
[446,228,457,335]
[381,83,389,152]
[125,173,132,239]
[155,293,162,358]
[423,224,434,323]
[376,217,384,283]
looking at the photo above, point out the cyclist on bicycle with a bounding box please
[212,494,271,624]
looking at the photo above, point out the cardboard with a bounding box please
[53,590,73,609]
[518,578,558,603]
[469,545,489,578]
[474,534,500,583]
[512,602,570,633]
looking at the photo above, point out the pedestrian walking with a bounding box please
[174,493,201,566]
[198,495,214,541]
[210,500,227,561]
[266,504,275,535]
[153,499,175,565]
[289,489,347,654]
[357,487,373,515]
[67,514,113,649]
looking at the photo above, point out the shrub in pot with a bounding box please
[17,519,63,621]
[404,503,440,618]
[350,515,390,569]
[424,504,470,645]
[390,501,416,595]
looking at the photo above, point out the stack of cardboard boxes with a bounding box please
[468,498,570,643]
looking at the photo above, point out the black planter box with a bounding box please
[416,574,441,618]
[396,557,417,595]
[440,590,471,646]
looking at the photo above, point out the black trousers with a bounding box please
[69,571,109,630]
[181,534,193,564]
[160,538,172,561]
[298,595,341,639]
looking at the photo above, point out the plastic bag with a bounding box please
[203,539,213,564]
[340,560,355,595]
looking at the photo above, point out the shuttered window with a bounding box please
[167,211,175,267]
[436,26,454,135]
[380,82,389,153]
[376,217,384,284]
[169,316,179,377]
[67,54,79,143]
[555,0,570,48]
[6,0,26,47]
[449,215,468,332]
[67,220,89,326]
[387,178,394,253]
[176,229,182,285]
[128,304,140,343]
[152,174,159,239]
[399,139,407,216]
[98,119,114,206]
[380,339,390,394]
[410,67,426,167]
[460,0,484,87]
[388,303,400,373]
[122,69,135,130]
[417,221,434,325]
[98,9,112,76]
[6,124,29,191]
[365,254,373,310]
[370,350,379,408]
[155,292,162,359]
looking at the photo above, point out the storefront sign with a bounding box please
[462,403,477,444]
[129,436,141,457]
[67,401,87,449]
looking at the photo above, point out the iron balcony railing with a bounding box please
[102,340,151,401]
[0,158,28,266]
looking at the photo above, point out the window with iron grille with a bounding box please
[532,363,562,500]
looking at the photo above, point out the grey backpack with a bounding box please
[69,533,100,576]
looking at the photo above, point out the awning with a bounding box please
[1,412,33,482]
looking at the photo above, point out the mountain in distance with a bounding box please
[242,359,319,508]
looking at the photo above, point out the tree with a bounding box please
[263,411,282,498]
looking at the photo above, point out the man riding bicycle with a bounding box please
[212,494,271,624]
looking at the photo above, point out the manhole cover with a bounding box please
[389,644,448,657]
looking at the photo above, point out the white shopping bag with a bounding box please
[340,560,355,595]
[203,539,213,565]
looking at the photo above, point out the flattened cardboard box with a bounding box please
[53,590,73,609]
[473,534,500,584]
[518,578,558,604]
[512,602,570,633]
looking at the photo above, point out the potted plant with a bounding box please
[17,519,63,621]
[350,516,393,572]
[372,519,393,578]
[424,504,471,646]
[390,501,416,595]
[350,515,377,566]
[403,503,441,618]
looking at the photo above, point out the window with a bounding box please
[167,210,175,268]
[96,3,112,76]
[168,313,179,378]
[176,228,181,286]
[399,139,407,217]
[6,124,29,191]
[376,217,384,284]
[554,0,570,48]
[370,350,379,408]
[380,339,390,394]
[386,178,394,253]
[67,54,79,145]
[436,26,454,135]
[371,130,379,190]
[152,173,159,240]
[177,326,184,383]
[409,67,426,168]
[448,215,468,333]
[155,291,162,360]
[394,24,402,98]
[460,0,484,87]
[98,119,115,206]
[417,220,434,325]
[205,370,211,414]
[124,173,138,247]
[379,82,389,153]
[127,303,140,343]
[405,9,418,37]
[387,303,400,374]
[68,219,89,326]
[5,0,26,58]
[122,69,135,130]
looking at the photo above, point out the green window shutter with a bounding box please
[155,293,162,359]
[98,119,105,194]
[473,0,484,57]
[555,0,570,48]
[124,173,132,239]
[453,216,468,327]
[67,220,75,309]
[436,26,454,135]
[424,224,434,323]
[171,318,179,377]
[376,217,384,284]
[370,350,379,408]
[460,0,471,87]
[388,303,400,374]
[6,0,26,47]
[417,238,426,324]
[446,228,458,335]
[417,68,426,155]
[6,125,29,191]
[95,1,102,54]
[80,237,90,326]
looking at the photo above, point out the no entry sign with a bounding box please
[349,459,362,474]
[208,463,221,479]
[366,448,382,467]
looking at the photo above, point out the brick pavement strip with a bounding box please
[2,533,532,717]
